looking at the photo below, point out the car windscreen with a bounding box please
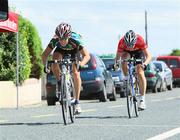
[169,59,179,68]
[80,54,94,70]
[102,59,114,69]
[153,63,163,72]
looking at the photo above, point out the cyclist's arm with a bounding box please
[42,37,58,65]
[79,48,90,67]
[142,48,152,66]
[42,47,53,65]
[115,51,123,64]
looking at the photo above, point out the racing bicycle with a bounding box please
[46,54,78,125]
[118,57,143,118]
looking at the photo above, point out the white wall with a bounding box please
[0,78,42,108]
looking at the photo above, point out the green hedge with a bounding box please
[0,14,43,84]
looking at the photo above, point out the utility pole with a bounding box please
[145,10,148,46]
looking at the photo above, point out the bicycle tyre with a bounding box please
[126,83,138,118]
[61,75,70,125]
[125,81,133,118]
[126,93,134,118]
[134,80,140,117]
[61,75,75,125]
[69,77,75,123]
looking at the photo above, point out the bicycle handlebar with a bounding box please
[117,58,143,64]
[44,57,80,74]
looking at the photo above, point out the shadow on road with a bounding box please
[0,122,62,126]
[76,115,129,119]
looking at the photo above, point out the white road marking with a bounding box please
[146,127,180,140]
[152,96,180,102]
[31,113,58,118]
[107,105,124,108]
[31,109,97,118]
[0,120,8,123]
[73,124,179,128]
[82,109,97,113]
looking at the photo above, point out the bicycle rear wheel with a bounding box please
[69,77,76,122]
[134,80,140,117]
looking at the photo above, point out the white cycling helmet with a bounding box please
[124,30,137,48]
[55,22,72,39]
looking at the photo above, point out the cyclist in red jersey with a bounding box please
[114,30,152,110]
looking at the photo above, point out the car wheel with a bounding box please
[161,80,167,91]
[109,86,117,101]
[167,80,173,90]
[157,80,163,92]
[99,84,108,102]
[47,97,56,106]
[152,84,158,93]
[120,91,126,98]
[157,86,163,92]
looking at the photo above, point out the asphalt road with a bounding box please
[0,88,180,140]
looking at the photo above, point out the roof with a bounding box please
[157,55,180,60]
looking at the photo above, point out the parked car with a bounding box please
[152,60,173,90]
[101,58,126,97]
[80,53,117,102]
[144,62,162,93]
[157,56,180,87]
[45,53,117,105]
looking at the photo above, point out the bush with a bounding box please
[26,19,43,79]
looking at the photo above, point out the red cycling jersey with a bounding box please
[117,34,147,53]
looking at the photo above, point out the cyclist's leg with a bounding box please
[121,51,131,77]
[51,52,62,81]
[72,63,82,113]
[136,65,146,96]
[72,63,81,100]
[134,51,146,109]
[70,50,82,113]
[134,50,146,96]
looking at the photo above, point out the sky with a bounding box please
[9,0,180,57]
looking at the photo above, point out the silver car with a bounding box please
[153,60,173,90]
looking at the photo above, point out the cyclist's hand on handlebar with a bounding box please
[141,63,147,71]
[75,61,81,71]
[44,66,50,74]
[113,63,119,71]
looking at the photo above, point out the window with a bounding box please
[158,59,168,66]
[169,59,179,68]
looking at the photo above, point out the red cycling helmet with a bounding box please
[55,23,72,39]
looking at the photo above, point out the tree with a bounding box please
[170,49,180,56]
[0,33,17,81]
[25,18,43,79]
[99,53,115,59]
[0,14,43,83]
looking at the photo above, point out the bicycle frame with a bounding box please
[127,60,136,97]
[118,57,142,118]
[47,55,77,125]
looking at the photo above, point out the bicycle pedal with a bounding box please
[59,100,63,105]
[74,111,80,115]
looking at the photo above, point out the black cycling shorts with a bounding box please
[125,50,145,64]
[125,50,145,59]
[54,47,82,60]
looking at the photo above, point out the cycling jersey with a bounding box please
[117,34,147,53]
[48,32,84,51]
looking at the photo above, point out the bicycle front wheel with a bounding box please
[60,75,74,125]
[126,85,139,118]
